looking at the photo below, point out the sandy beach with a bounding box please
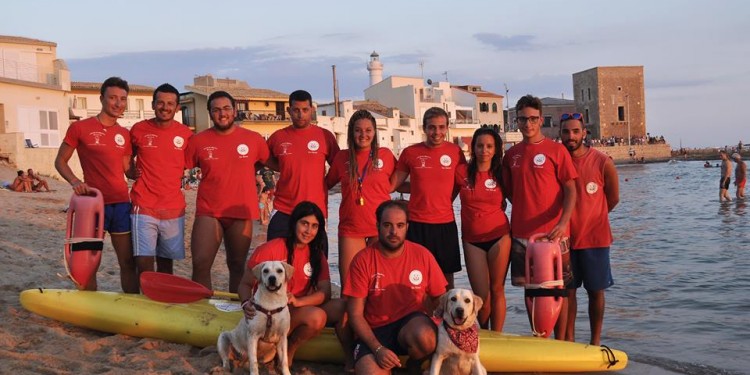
[0,164,345,374]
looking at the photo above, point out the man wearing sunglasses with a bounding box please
[560,113,619,346]
[501,95,578,340]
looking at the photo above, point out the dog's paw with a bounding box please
[209,365,228,374]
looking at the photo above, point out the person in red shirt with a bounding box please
[391,107,466,289]
[455,127,511,331]
[237,201,350,367]
[185,91,270,292]
[54,76,137,293]
[266,90,339,255]
[344,200,447,375]
[326,109,396,286]
[129,83,193,277]
[559,113,619,346]
[501,95,578,340]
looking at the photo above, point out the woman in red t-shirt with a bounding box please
[326,110,396,287]
[455,127,512,331]
[237,201,351,366]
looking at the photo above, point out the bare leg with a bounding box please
[156,256,173,274]
[338,236,367,288]
[463,242,491,328]
[223,219,253,293]
[111,232,138,293]
[588,289,605,345]
[397,315,437,374]
[488,236,511,331]
[566,288,578,342]
[554,297,569,341]
[190,216,223,290]
[136,256,155,274]
[287,305,326,366]
[321,299,354,372]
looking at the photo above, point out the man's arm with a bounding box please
[347,297,401,370]
[264,155,279,172]
[548,179,576,241]
[54,143,89,195]
[602,159,620,212]
[390,170,409,193]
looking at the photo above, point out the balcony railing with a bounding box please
[238,110,284,121]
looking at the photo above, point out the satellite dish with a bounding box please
[427,79,433,85]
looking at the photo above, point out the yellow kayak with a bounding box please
[19,289,627,372]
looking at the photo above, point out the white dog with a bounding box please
[430,288,487,375]
[217,260,294,375]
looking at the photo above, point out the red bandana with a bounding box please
[443,321,479,353]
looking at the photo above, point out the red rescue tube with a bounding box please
[524,233,564,338]
[64,188,104,290]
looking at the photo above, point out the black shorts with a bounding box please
[468,237,502,252]
[267,211,328,258]
[352,311,429,363]
[720,177,731,189]
[407,221,461,273]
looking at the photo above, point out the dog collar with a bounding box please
[252,302,287,328]
[443,320,479,354]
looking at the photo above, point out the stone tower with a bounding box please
[367,51,383,86]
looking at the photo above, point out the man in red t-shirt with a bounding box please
[559,114,619,346]
[129,83,193,277]
[55,76,138,293]
[344,200,447,374]
[185,91,270,292]
[501,95,578,340]
[391,107,466,289]
[265,90,339,255]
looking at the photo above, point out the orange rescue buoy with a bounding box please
[64,188,104,290]
[525,233,565,338]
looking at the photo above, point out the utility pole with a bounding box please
[504,83,510,131]
[332,65,340,117]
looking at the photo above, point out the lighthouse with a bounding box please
[367,51,383,86]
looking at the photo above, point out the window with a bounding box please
[492,103,498,113]
[77,97,87,109]
[17,107,60,147]
[237,102,247,111]
[581,89,584,101]
[136,99,145,111]
[618,106,625,121]
[587,88,591,101]
[321,110,327,116]
[584,109,589,123]
[543,116,552,128]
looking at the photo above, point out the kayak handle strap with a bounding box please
[600,345,620,368]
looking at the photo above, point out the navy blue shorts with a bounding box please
[104,202,132,234]
[352,311,429,363]
[570,247,614,292]
[407,221,461,273]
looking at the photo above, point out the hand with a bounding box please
[241,300,256,320]
[71,180,91,196]
[287,292,299,307]
[374,346,401,370]
[547,223,566,242]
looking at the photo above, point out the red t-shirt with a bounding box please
[501,138,578,239]
[185,126,269,219]
[455,164,510,242]
[343,241,447,328]
[570,148,613,249]
[130,119,193,218]
[325,147,396,237]
[267,125,339,217]
[62,116,131,204]
[396,142,466,223]
[247,238,330,298]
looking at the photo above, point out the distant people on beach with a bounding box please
[325,109,396,286]
[184,90,270,292]
[455,127,511,331]
[27,169,51,192]
[10,170,32,192]
[733,153,746,199]
[258,187,271,225]
[560,113,620,346]
[129,83,193,277]
[704,161,712,168]
[719,150,733,202]
[502,95,578,340]
[391,107,467,289]
[265,90,339,256]
[54,76,138,293]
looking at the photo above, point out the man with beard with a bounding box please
[129,83,193,277]
[55,76,138,293]
[185,91,270,292]
[559,114,619,345]
[344,200,446,375]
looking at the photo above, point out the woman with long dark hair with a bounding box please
[237,201,349,365]
[325,109,396,286]
[455,127,512,331]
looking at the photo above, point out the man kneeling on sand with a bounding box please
[344,200,447,375]
[10,170,32,192]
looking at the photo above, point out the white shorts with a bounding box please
[131,214,185,259]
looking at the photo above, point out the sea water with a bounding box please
[325,160,749,374]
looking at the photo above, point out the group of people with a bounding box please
[6,168,51,193]
[55,77,619,373]
[719,150,747,201]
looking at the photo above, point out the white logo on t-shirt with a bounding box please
[308,140,320,151]
[533,154,546,166]
[237,144,249,156]
[409,270,423,286]
[114,134,125,146]
[484,178,497,189]
[440,155,452,167]
[586,182,599,194]
[375,158,384,169]
[173,136,185,148]
[304,262,313,277]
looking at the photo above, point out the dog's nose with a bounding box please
[456,307,464,317]
[268,275,277,285]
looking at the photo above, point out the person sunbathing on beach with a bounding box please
[27,169,51,192]
[10,170,33,192]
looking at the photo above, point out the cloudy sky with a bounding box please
[4,0,748,147]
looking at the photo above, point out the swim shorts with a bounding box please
[352,311,430,363]
[467,237,503,252]
[407,221,461,274]
[131,213,185,259]
[570,247,614,292]
[104,202,132,234]
[720,177,731,189]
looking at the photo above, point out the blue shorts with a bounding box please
[352,311,430,363]
[131,214,186,259]
[570,247,614,292]
[104,202,132,234]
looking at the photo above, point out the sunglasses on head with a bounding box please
[560,113,583,122]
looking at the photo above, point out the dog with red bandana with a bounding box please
[430,288,486,375]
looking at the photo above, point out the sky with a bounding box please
[3,0,749,148]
